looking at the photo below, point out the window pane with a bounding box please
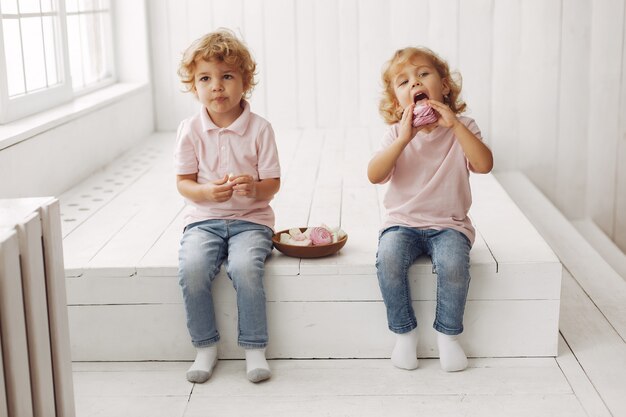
[42,15,58,85]
[17,0,39,13]
[21,16,46,91]
[66,13,83,88]
[65,0,77,13]
[78,0,98,12]
[67,8,112,91]
[1,0,18,14]
[80,12,98,85]
[40,0,55,13]
[3,18,25,96]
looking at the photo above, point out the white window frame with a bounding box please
[0,0,115,124]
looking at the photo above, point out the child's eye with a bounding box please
[419,72,429,78]
[398,80,408,86]
[224,74,233,80]
[199,76,209,82]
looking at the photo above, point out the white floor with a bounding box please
[72,350,589,417]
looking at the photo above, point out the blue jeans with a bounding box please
[178,219,274,349]
[376,226,471,336]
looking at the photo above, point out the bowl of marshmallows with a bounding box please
[272,225,348,258]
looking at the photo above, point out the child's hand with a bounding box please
[398,104,420,143]
[205,175,235,202]
[428,100,459,129]
[230,174,257,198]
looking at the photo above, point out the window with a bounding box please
[0,0,114,123]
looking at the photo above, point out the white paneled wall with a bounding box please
[147,0,626,252]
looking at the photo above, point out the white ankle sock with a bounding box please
[245,348,271,382]
[437,332,468,372]
[391,328,419,370]
[186,345,218,383]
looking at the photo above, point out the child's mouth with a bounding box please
[414,92,428,104]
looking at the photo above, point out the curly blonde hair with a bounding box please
[379,47,466,124]
[178,28,257,98]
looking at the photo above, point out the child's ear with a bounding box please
[442,79,451,96]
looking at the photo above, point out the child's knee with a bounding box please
[228,260,264,289]
[434,258,470,288]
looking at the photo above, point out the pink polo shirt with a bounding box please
[174,101,281,230]
[377,116,482,245]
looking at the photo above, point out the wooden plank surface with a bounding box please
[489,0,520,170]
[518,0,560,198]
[389,0,429,49]
[314,0,340,127]
[497,171,626,340]
[497,170,626,417]
[0,230,34,417]
[574,218,626,281]
[66,264,559,306]
[555,0,591,220]
[40,200,76,417]
[458,0,493,141]
[71,359,588,417]
[264,0,297,125]
[338,0,359,126]
[60,133,174,276]
[470,173,560,268]
[428,0,459,69]
[560,270,626,417]
[68,298,559,361]
[586,0,624,235]
[17,214,56,417]
[555,334,612,417]
[0,232,9,417]
[58,129,572,281]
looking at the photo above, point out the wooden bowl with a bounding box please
[272,228,348,258]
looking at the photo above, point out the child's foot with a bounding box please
[437,332,468,372]
[186,345,218,383]
[245,348,271,382]
[391,328,419,370]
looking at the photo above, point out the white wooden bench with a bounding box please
[60,129,561,361]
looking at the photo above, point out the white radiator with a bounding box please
[0,198,75,417]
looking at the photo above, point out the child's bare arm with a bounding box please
[429,100,493,174]
[367,141,407,184]
[176,173,234,203]
[368,105,426,184]
[450,122,493,173]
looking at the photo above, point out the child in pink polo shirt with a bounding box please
[368,47,493,372]
[174,29,280,383]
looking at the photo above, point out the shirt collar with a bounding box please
[200,100,251,136]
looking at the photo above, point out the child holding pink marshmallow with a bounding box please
[368,47,493,372]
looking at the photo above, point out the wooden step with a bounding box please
[61,129,561,360]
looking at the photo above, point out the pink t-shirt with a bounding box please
[174,101,281,230]
[377,116,482,245]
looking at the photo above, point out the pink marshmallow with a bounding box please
[309,227,332,246]
[412,104,438,127]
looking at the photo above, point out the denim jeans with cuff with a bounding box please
[376,226,471,336]
[178,219,273,349]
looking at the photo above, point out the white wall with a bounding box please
[148,0,626,252]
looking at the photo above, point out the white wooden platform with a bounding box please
[69,170,626,417]
[60,129,561,361]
